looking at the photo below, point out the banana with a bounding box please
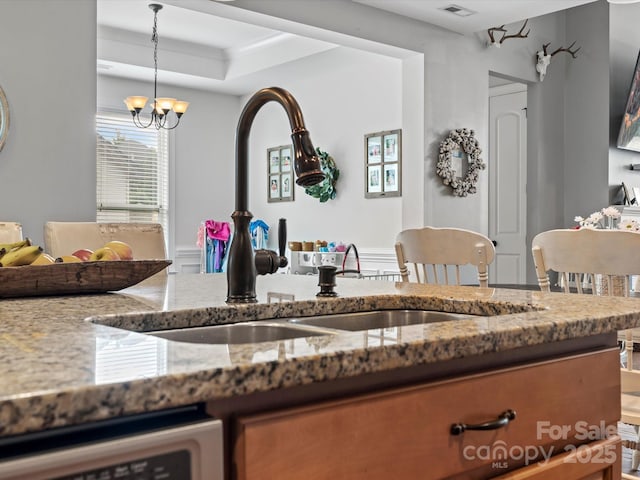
[0,245,43,267]
[31,253,55,265]
[0,238,31,253]
[55,255,81,263]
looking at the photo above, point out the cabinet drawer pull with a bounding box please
[450,409,516,435]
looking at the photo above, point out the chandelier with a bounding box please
[124,3,189,130]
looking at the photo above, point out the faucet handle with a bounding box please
[255,219,288,275]
[278,218,287,267]
[255,249,280,275]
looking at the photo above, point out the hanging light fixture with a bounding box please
[124,3,189,130]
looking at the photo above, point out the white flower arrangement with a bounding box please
[618,219,640,232]
[574,207,635,230]
[436,128,485,197]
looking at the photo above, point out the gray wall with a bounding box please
[565,0,609,223]
[0,0,96,246]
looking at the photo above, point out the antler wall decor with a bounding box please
[535,41,581,81]
[487,19,530,47]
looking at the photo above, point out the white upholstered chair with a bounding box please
[0,222,23,243]
[395,226,495,287]
[44,222,167,260]
[531,228,640,474]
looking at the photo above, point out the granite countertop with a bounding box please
[2,272,640,438]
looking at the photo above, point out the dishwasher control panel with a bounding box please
[54,449,191,480]
[0,411,222,480]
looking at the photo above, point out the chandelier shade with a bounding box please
[123,4,189,130]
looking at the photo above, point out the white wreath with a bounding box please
[436,128,485,197]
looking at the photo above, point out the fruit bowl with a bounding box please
[0,259,171,298]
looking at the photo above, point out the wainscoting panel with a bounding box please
[174,247,201,274]
[173,247,399,278]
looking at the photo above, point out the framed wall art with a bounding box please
[365,129,401,198]
[267,145,294,202]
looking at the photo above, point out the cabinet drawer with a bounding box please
[234,349,620,479]
[493,436,621,479]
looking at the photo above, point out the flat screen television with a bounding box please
[618,50,640,151]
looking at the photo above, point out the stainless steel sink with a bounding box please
[144,310,476,345]
[147,322,338,345]
[287,309,476,331]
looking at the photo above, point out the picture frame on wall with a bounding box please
[384,163,398,192]
[633,187,640,207]
[367,165,382,193]
[622,182,635,206]
[267,145,295,202]
[384,133,398,162]
[269,175,280,199]
[367,136,382,164]
[269,150,280,174]
[281,147,292,172]
[281,173,293,198]
[365,129,402,198]
[617,50,640,152]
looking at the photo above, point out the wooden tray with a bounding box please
[0,259,172,298]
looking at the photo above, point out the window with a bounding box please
[96,113,169,236]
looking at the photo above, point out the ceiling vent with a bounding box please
[439,4,477,17]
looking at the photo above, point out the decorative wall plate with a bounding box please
[0,85,8,152]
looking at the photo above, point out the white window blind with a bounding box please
[96,114,168,233]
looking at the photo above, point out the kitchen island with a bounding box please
[1,272,639,478]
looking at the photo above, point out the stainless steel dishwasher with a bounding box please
[0,404,223,480]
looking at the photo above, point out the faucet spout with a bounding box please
[227,87,325,304]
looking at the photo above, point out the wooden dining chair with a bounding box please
[44,222,167,261]
[395,226,495,287]
[531,228,640,474]
[0,222,23,243]
[532,228,640,295]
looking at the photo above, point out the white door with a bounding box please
[488,85,527,285]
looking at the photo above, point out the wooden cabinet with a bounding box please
[233,349,620,479]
